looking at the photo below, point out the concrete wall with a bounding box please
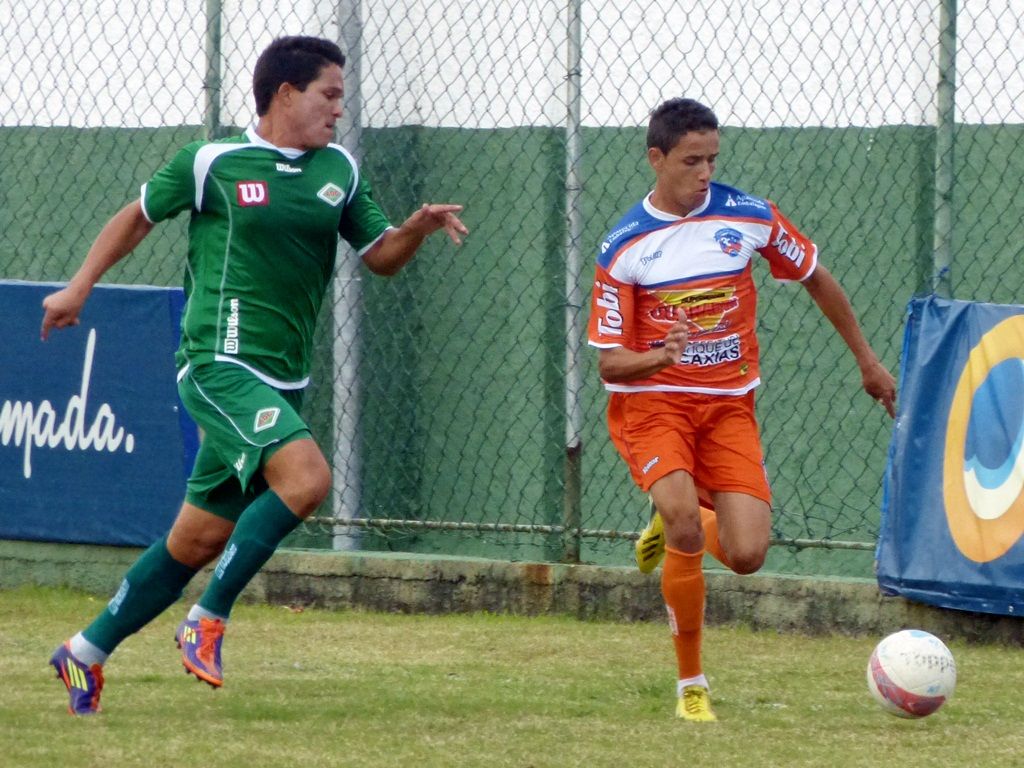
[3,540,1021,645]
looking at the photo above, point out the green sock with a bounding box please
[198,490,300,618]
[82,537,197,654]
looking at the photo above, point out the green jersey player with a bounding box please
[41,35,468,715]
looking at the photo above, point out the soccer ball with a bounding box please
[866,629,956,718]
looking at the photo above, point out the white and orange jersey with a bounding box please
[588,182,818,394]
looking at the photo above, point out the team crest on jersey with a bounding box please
[254,407,280,433]
[649,287,739,336]
[317,183,345,207]
[236,181,269,207]
[714,228,744,257]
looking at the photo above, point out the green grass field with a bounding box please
[3,586,1022,767]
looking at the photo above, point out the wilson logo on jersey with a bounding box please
[650,288,739,336]
[224,298,240,354]
[236,181,269,207]
[317,183,345,207]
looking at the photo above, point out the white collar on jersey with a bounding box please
[642,190,711,221]
[244,126,307,160]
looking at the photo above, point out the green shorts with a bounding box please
[177,362,311,521]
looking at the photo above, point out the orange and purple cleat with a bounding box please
[50,642,104,715]
[176,617,225,687]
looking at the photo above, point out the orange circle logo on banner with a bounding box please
[943,315,1024,562]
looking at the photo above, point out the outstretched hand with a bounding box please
[862,360,897,418]
[407,203,469,245]
[40,286,87,341]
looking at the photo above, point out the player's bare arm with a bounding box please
[802,264,897,417]
[361,203,468,276]
[41,199,154,340]
[598,315,689,383]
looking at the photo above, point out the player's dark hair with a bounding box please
[646,98,719,153]
[253,36,346,116]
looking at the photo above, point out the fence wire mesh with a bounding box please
[2,0,1023,575]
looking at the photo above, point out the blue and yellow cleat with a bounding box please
[635,500,666,573]
[676,685,717,722]
[176,617,225,688]
[50,642,104,715]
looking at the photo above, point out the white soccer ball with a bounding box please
[866,629,957,718]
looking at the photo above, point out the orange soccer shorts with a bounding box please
[606,390,771,502]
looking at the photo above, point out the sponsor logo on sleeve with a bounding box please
[601,221,641,255]
[772,224,806,268]
[236,181,269,207]
[594,281,623,336]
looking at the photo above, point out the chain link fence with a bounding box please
[2,0,1022,576]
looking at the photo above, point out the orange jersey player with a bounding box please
[590,186,815,394]
[588,97,896,722]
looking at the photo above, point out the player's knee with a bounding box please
[287,460,331,516]
[728,546,766,575]
[168,528,230,568]
[265,441,332,516]
[658,502,703,550]
[286,462,329,518]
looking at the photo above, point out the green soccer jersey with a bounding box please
[142,127,391,388]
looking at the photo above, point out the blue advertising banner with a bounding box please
[0,280,197,546]
[879,295,1024,615]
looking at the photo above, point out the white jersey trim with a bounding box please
[194,142,258,211]
[641,190,711,220]
[602,378,761,396]
[243,126,306,159]
[326,143,360,204]
[357,227,393,257]
[184,369,281,448]
[212,355,310,390]
[139,184,155,223]
[177,358,310,391]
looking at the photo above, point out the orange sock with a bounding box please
[662,546,705,679]
[699,506,732,569]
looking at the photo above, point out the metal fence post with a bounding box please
[332,0,365,550]
[202,0,222,140]
[932,0,957,296]
[562,0,584,563]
